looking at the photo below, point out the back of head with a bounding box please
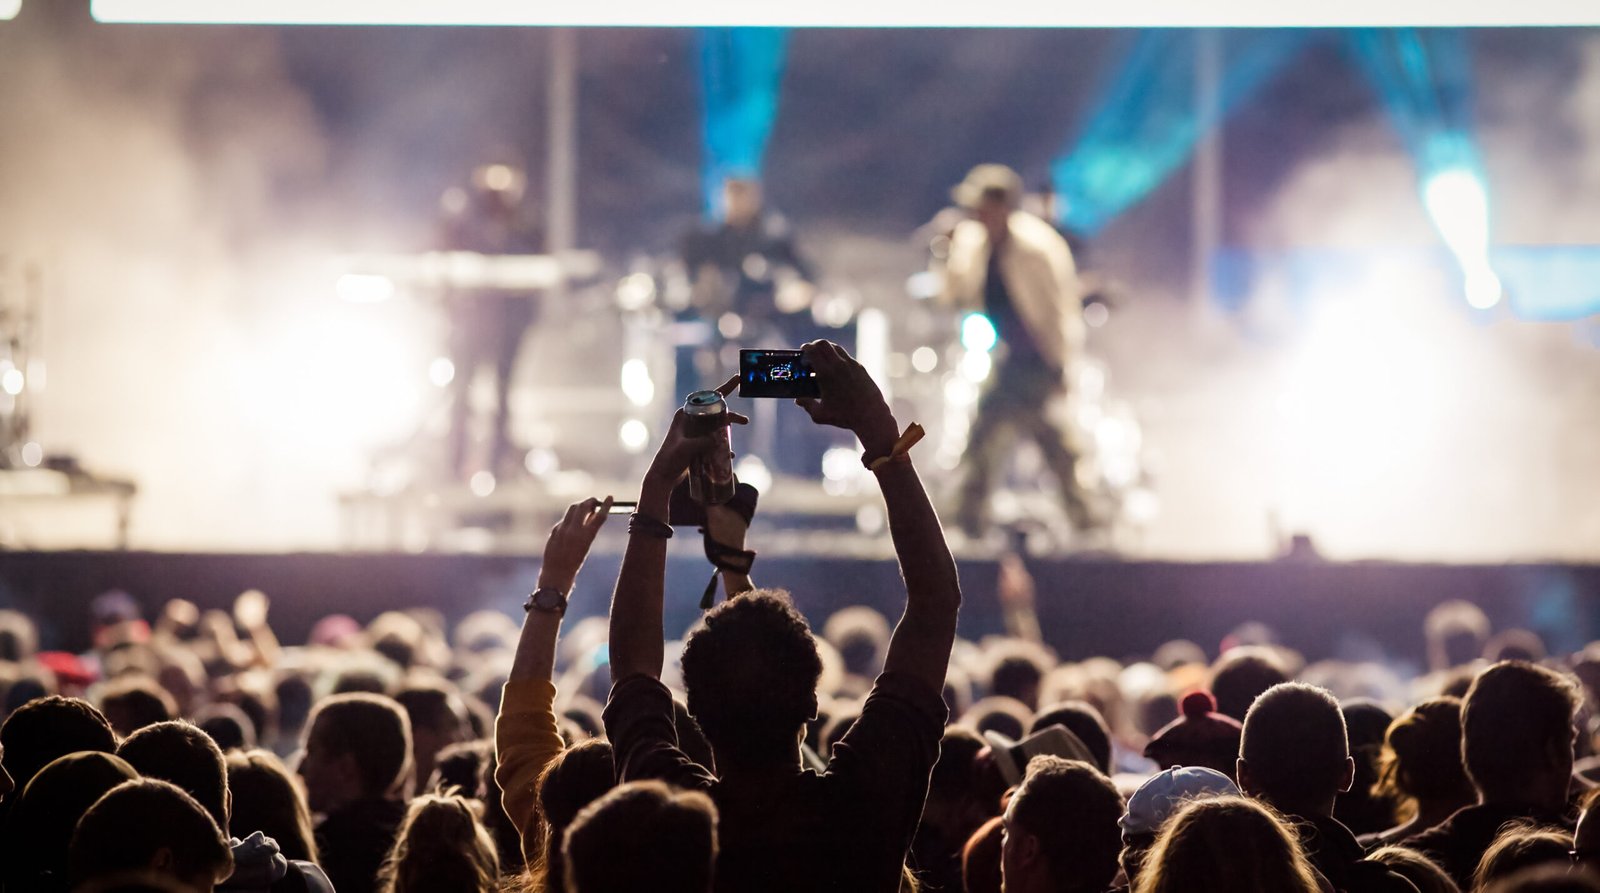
[378,793,499,893]
[1366,846,1461,893]
[1005,756,1124,892]
[987,644,1051,710]
[1462,662,1580,798]
[1375,697,1473,806]
[1482,865,1600,893]
[394,681,469,739]
[1239,682,1350,812]
[0,609,38,663]
[194,703,257,752]
[534,739,616,893]
[821,606,889,678]
[680,591,821,766]
[0,695,118,789]
[98,675,177,737]
[562,780,718,893]
[3,751,139,890]
[68,779,233,892]
[1132,795,1321,893]
[226,749,318,864]
[1426,600,1490,672]
[1030,701,1113,775]
[962,816,1005,893]
[1210,647,1289,722]
[117,721,229,833]
[305,692,413,799]
[1474,824,1575,892]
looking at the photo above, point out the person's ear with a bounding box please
[1236,758,1255,795]
[149,846,175,872]
[1020,829,1043,866]
[1338,756,1356,794]
[807,693,819,723]
[225,788,234,827]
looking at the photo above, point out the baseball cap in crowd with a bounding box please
[983,724,1098,787]
[1119,765,1239,839]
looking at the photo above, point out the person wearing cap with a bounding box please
[1117,766,1239,891]
[939,163,1094,539]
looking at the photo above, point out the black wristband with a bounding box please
[627,512,674,539]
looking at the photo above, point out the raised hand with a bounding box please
[644,375,749,489]
[794,340,898,456]
[538,497,614,593]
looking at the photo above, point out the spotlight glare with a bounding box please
[733,455,772,494]
[428,357,456,387]
[1463,264,1503,310]
[911,346,939,373]
[620,359,655,407]
[469,470,496,497]
[0,0,18,21]
[0,368,22,396]
[821,446,859,483]
[1422,168,1490,258]
[20,441,42,467]
[336,273,395,303]
[960,313,998,354]
[960,350,993,383]
[619,419,650,453]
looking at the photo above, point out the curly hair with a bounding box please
[377,793,499,893]
[680,590,822,765]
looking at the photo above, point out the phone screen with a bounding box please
[738,349,820,399]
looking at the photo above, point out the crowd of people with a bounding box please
[3,341,1600,893]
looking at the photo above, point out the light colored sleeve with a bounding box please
[494,678,564,864]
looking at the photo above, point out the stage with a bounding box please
[4,546,1597,666]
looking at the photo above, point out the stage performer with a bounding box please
[438,162,544,481]
[938,164,1095,538]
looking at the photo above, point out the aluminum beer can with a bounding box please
[684,390,735,505]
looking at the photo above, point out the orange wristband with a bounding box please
[865,423,926,472]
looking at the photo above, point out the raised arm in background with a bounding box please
[496,497,610,861]
[797,340,962,694]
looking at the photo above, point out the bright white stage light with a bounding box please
[619,419,650,453]
[336,273,395,304]
[0,0,19,21]
[911,346,939,374]
[1422,167,1502,310]
[1463,262,1504,311]
[959,349,992,383]
[469,470,496,497]
[0,367,21,396]
[821,446,859,483]
[614,273,656,312]
[428,356,456,387]
[960,313,997,354]
[20,441,42,467]
[733,455,772,495]
[620,359,655,408]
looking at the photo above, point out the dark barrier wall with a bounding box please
[1,550,1598,664]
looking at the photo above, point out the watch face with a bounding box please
[531,588,566,613]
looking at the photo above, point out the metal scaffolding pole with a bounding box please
[545,27,578,265]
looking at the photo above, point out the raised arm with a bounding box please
[797,341,962,693]
[497,497,609,857]
[608,379,747,683]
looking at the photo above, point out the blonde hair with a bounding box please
[1132,796,1321,893]
[377,793,499,893]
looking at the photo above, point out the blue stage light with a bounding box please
[1050,30,1304,236]
[1348,29,1501,310]
[698,27,788,217]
